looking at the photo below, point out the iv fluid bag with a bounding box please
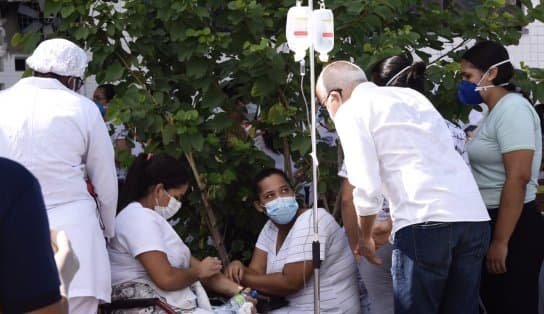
[286,4,311,61]
[312,9,334,62]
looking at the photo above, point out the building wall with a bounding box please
[509,20,544,68]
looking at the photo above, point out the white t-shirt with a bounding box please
[256,208,361,314]
[108,202,192,286]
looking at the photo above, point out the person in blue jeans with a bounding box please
[316,60,491,314]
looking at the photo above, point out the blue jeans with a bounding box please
[392,221,490,314]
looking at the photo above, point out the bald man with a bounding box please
[316,61,490,314]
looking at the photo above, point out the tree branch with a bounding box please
[184,152,230,265]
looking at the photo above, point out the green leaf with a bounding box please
[291,135,311,155]
[104,62,125,82]
[251,78,275,97]
[186,60,208,79]
[73,27,90,40]
[44,1,63,16]
[205,112,233,130]
[61,5,76,18]
[162,124,177,145]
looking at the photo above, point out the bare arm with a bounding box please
[241,260,314,296]
[340,178,358,253]
[28,298,68,314]
[357,214,382,265]
[224,248,267,283]
[201,273,243,297]
[136,251,221,291]
[487,149,533,274]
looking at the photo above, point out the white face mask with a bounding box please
[155,189,182,220]
[474,59,511,92]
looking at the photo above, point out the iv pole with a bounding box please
[307,1,321,313]
[287,1,331,312]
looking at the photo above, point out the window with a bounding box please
[14,58,26,72]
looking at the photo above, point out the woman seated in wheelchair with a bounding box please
[224,168,361,313]
[107,153,253,313]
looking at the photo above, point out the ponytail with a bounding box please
[118,154,152,212]
[504,83,534,105]
[370,56,426,93]
[117,153,190,213]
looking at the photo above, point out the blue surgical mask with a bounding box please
[457,80,483,106]
[263,196,299,225]
[457,59,511,106]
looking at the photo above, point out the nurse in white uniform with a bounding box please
[0,38,117,313]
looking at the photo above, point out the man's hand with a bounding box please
[486,240,508,274]
[371,218,392,248]
[355,237,382,265]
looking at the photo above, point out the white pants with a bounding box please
[358,243,394,314]
[69,296,99,314]
[48,200,112,301]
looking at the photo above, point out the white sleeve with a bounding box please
[255,222,274,254]
[117,210,168,257]
[335,105,383,217]
[337,161,347,178]
[85,109,118,238]
[284,210,332,264]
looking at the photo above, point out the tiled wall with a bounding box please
[508,19,544,68]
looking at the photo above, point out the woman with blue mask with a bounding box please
[224,168,360,313]
[107,153,254,313]
[459,41,544,314]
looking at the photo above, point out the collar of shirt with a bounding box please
[16,76,70,91]
[335,81,376,123]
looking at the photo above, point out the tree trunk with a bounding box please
[185,152,230,265]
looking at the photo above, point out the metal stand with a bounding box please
[307,2,321,314]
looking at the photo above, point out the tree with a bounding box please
[13,0,544,263]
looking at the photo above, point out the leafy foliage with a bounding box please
[16,0,543,261]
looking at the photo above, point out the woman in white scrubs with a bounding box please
[0,38,118,312]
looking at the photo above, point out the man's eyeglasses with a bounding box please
[316,88,342,107]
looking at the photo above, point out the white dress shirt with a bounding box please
[335,82,489,235]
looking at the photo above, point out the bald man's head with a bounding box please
[317,61,367,96]
[316,61,367,118]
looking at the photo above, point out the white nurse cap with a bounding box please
[26,38,88,78]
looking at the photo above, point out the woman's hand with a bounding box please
[196,257,222,279]
[224,260,246,283]
[486,240,508,274]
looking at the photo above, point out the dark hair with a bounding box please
[118,153,190,212]
[252,168,292,197]
[96,84,116,103]
[464,125,477,133]
[370,55,426,93]
[461,41,531,102]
